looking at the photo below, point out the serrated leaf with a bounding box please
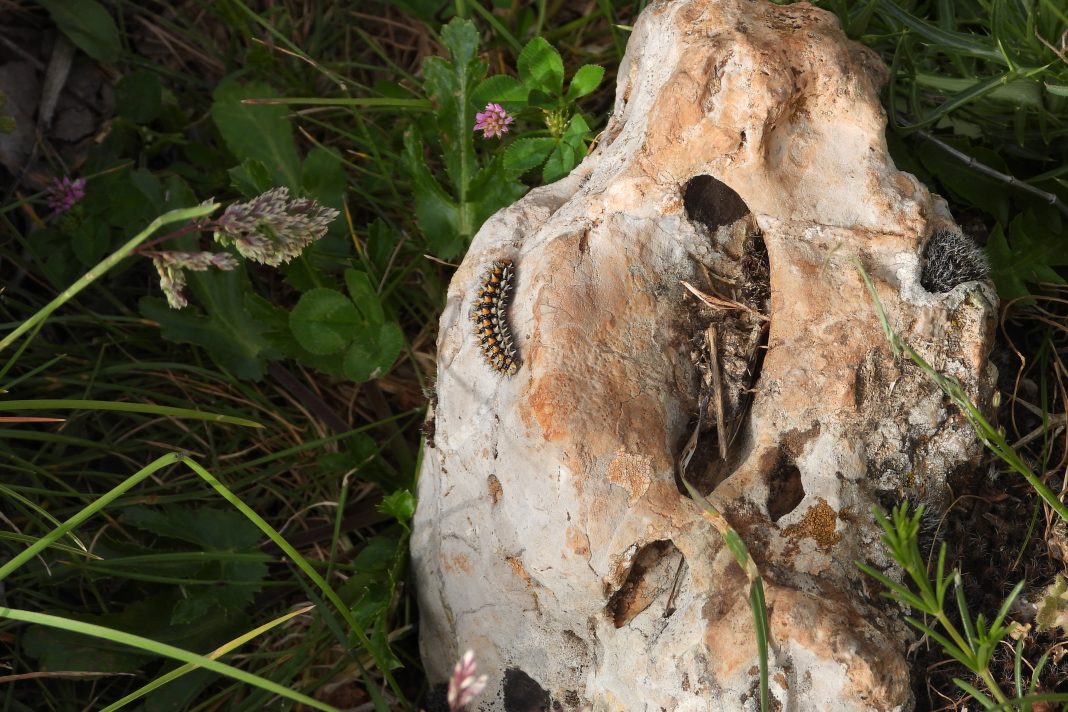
[211,79,301,189]
[404,129,461,257]
[503,137,557,178]
[141,266,272,380]
[471,74,528,110]
[289,288,360,355]
[422,32,485,211]
[543,142,576,183]
[121,507,263,550]
[228,159,273,198]
[563,113,590,146]
[38,0,120,64]
[468,154,527,227]
[379,489,416,525]
[566,64,605,101]
[440,17,479,68]
[518,37,564,96]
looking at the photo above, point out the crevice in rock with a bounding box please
[767,456,805,521]
[681,176,770,497]
[605,540,686,628]
[503,668,551,712]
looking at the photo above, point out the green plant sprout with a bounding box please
[854,260,1068,709]
[858,502,1022,706]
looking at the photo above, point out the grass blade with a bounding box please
[0,204,217,356]
[0,453,183,582]
[0,607,336,712]
[98,605,315,712]
[178,456,406,704]
[0,400,262,427]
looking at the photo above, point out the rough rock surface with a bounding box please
[411,1,998,709]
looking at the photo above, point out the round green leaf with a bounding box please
[289,288,359,355]
[343,321,404,382]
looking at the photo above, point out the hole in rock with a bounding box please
[683,174,750,231]
[767,456,805,521]
[605,540,686,628]
[503,667,551,712]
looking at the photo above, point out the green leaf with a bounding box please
[566,64,605,101]
[245,294,345,377]
[563,113,590,147]
[918,142,1011,225]
[122,507,263,550]
[26,227,78,288]
[301,147,347,211]
[423,49,482,208]
[289,289,360,355]
[379,489,416,525]
[342,321,404,382]
[116,70,163,124]
[987,211,1068,302]
[5,606,336,712]
[875,0,1004,64]
[440,17,479,68]
[345,269,385,323]
[141,265,273,381]
[404,129,461,257]
[503,137,557,177]
[23,621,150,674]
[71,219,110,268]
[228,159,273,198]
[543,142,576,183]
[518,37,565,96]
[38,0,121,64]
[170,595,221,626]
[468,155,527,227]
[471,74,529,110]
[211,79,301,189]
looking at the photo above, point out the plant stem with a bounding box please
[0,204,218,356]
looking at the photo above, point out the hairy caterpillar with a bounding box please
[470,259,520,375]
[919,229,989,293]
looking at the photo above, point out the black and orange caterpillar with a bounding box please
[470,259,519,375]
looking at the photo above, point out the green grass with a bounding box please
[2,0,1067,710]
